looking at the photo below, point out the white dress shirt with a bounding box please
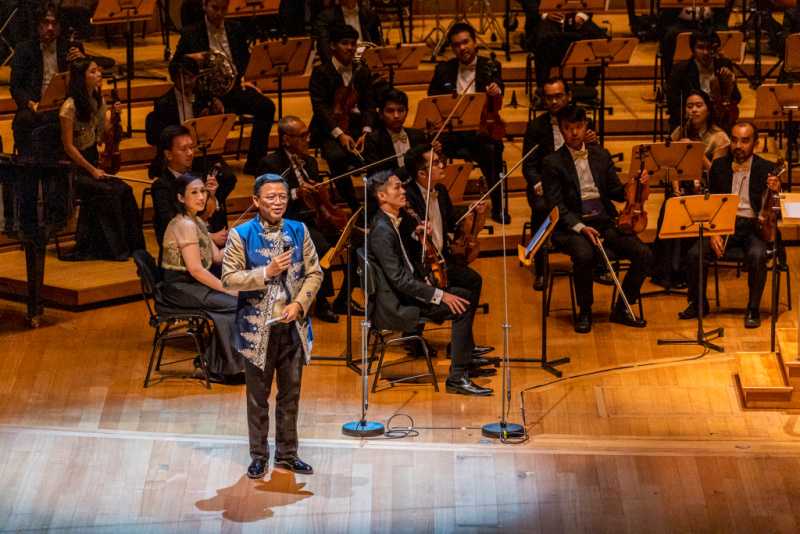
[568,144,601,233]
[457,57,477,95]
[390,128,410,167]
[385,210,443,304]
[551,115,565,151]
[175,88,194,123]
[41,42,58,99]
[732,156,756,219]
[206,17,236,75]
[342,6,362,40]
[416,182,444,252]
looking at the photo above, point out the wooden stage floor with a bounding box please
[2,243,800,531]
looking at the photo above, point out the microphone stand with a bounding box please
[480,144,540,441]
[342,170,384,438]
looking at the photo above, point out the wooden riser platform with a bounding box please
[736,329,800,409]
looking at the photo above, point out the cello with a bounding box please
[618,145,650,234]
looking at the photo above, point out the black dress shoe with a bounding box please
[744,308,761,329]
[469,356,493,368]
[274,456,314,474]
[247,458,267,479]
[445,375,493,396]
[468,367,497,378]
[609,309,647,328]
[574,310,592,334]
[314,303,339,323]
[472,345,494,357]
[533,275,545,291]
[491,211,511,224]
[332,299,365,316]
[678,302,710,320]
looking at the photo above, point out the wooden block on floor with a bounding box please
[736,352,793,408]
[779,328,798,363]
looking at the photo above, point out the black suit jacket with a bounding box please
[666,58,742,129]
[367,209,437,331]
[172,19,250,85]
[362,127,426,173]
[709,154,772,214]
[313,4,383,62]
[522,112,556,190]
[10,38,79,110]
[151,168,181,245]
[257,149,321,224]
[309,60,376,145]
[427,56,505,96]
[542,145,624,232]
[147,89,190,146]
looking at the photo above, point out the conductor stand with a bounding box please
[342,172,384,438]
[562,37,638,147]
[512,207,570,377]
[244,37,312,120]
[92,0,166,137]
[657,193,738,352]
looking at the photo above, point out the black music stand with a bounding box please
[244,37,313,120]
[562,37,638,146]
[313,207,363,374]
[92,0,165,136]
[656,194,738,352]
[755,83,800,191]
[510,207,570,377]
[182,113,236,174]
[360,44,427,87]
[227,0,279,39]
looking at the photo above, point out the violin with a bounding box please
[709,50,740,133]
[332,84,359,135]
[99,88,122,175]
[404,204,448,289]
[451,180,488,265]
[617,145,650,234]
[757,160,786,244]
[297,177,349,233]
[479,53,506,142]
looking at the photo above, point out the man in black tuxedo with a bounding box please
[313,0,382,62]
[522,77,599,290]
[428,22,508,224]
[543,105,652,333]
[679,122,781,329]
[363,89,427,173]
[658,8,730,78]
[309,24,376,211]
[368,169,492,396]
[11,2,83,156]
[151,125,227,249]
[667,29,741,131]
[257,115,363,321]
[172,0,276,175]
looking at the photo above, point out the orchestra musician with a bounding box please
[679,121,781,329]
[542,105,652,333]
[172,0,276,176]
[313,0,382,63]
[658,7,729,78]
[59,57,145,261]
[427,22,509,224]
[367,169,493,396]
[362,89,427,173]
[309,23,376,211]
[152,126,227,250]
[160,173,243,383]
[258,115,364,321]
[222,173,323,479]
[522,76,598,290]
[11,2,84,157]
[148,57,237,233]
[667,29,741,132]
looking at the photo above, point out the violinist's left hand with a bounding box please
[474,201,488,214]
[205,173,219,195]
[486,82,502,97]
[415,221,432,236]
[585,129,598,145]
[718,67,735,86]
[431,139,443,155]
[638,169,649,184]
[66,47,84,62]
[354,133,367,154]
[767,173,782,192]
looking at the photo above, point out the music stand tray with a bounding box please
[674,30,744,64]
[537,0,605,11]
[657,194,738,352]
[360,44,428,86]
[627,141,705,185]
[226,0,279,18]
[38,72,70,111]
[244,38,313,118]
[786,34,800,74]
[755,84,800,190]
[441,162,473,203]
[412,93,486,132]
[182,113,237,169]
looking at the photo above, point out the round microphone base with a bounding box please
[342,420,385,438]
[481,421,525,440]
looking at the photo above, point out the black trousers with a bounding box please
[421,285,477,379]
[307,225,357,307]
[552,223,653,310]
[222,86,276,171]
[440,131,505,215]
[319,137,361,211]
[244,323,304,462]
[535,19,606,88]
[12,108,58,157]
[686,217,768,310]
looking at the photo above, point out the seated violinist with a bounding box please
[542,105,652,333]
[258,115,364,320]
[368,169,493,397]
[679,121,781,329]
[152,125,227,249]
[667,29,741,132]
[362,89,428,173]
[160,173,244,383]
[428,22,508,224]
[309,23,376,211]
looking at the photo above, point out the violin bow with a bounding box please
[454,143,540,227]
[309,153,404,190]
